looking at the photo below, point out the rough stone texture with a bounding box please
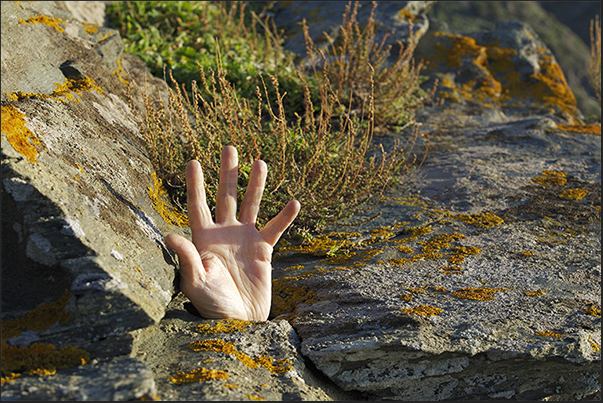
[1,0,182,360]
[1,1,600,401]
[273,115,600,400]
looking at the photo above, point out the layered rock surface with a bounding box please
[2,1,600,401]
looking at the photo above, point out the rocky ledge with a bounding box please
[1,1,600,401]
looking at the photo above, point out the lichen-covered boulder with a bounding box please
[417,20,584,124]
[271,110,601,400]
[1,0,184,386]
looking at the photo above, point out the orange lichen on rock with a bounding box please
[535,330,563,338]
[558,124,601,135]
[148,173,189,227]
[532,170,567,187]
[585,305,601,317]
[426,31,578,117]
[186,339,292,374]
[1,105,41,163]
[452,212,504,228]
[437,265,463,275]
[1,342,89,377]
[168,367,228,385]
[558,189,589,200]
[6,75,105,103]
[524,289,546,297]
[19,15,66,32]
[452,286,508,301]
[1,290,73,341]
[196,319,257,335]
[271,278,318,319]
[400,305,443,317]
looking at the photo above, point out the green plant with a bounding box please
[134,59,420,233]
[117,1,429,233]
[589,15,601,105]
[301,1,433,129]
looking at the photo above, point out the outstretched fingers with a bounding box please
[186,160,213,235]
[215,146,239,223]
[260,200,301,246]
[239,160,267,225]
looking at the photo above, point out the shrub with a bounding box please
[134,61,421,233]
[301,1,433,130]
[114,1,430,233]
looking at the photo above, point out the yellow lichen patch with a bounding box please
[452,212,504,228]
[252,355,292,374]
[520,251,534,256]
[585,305,601,317]
[559,189,589,200]
[1,290,73,341]
[416,232,466,260]
[1,342,89,376]
[168,367,228,385]
[396,245,414,254]
[7,75,105,103]
[112,54,131,87]
[186,340,292,374]
[196,319,256,335]
[148,173,189,227]
[407,286,428,294]
[437,265,463,275]
[589,335,600,352]
[433,286,447,292]
[397,9,421,23]
[524,289,546,297]
[271,278,318,319]
[19,15,66,32]
[1,105,41,163]
[400,293,413,302]
[452,286,508,301]
[245,395,265,401]
[279,233,354,257]
[532,170,567,187]
[1,372,21,384]
[82,22,99,34]
[447,246,482,264]
[535,330,563,338]
[187,339,258,369]
[558,124,601,135]
[400,305,443,317]
[223,383,239,389]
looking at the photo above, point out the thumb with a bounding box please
[165,233,206,286]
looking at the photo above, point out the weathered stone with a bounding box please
[128,293,360,401]
[1,0,600,401]
[271,114,600,400]
[416,19,584,123]
[0,356,157,400]
[1,0,183,365]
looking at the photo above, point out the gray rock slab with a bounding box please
[272,113,600,400]
[1,0,183,355]
[129,293,360,401]
[0,356,156,401]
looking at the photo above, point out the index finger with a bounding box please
[186,160,213,235]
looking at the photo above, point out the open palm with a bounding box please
[165,146,300,321]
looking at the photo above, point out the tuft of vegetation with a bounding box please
[301,1,432,129]
[108,1,431,234]
[589,15,601,106]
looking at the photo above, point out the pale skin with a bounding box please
[165,146,300,321]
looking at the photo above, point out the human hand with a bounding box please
[165,146,300,321]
